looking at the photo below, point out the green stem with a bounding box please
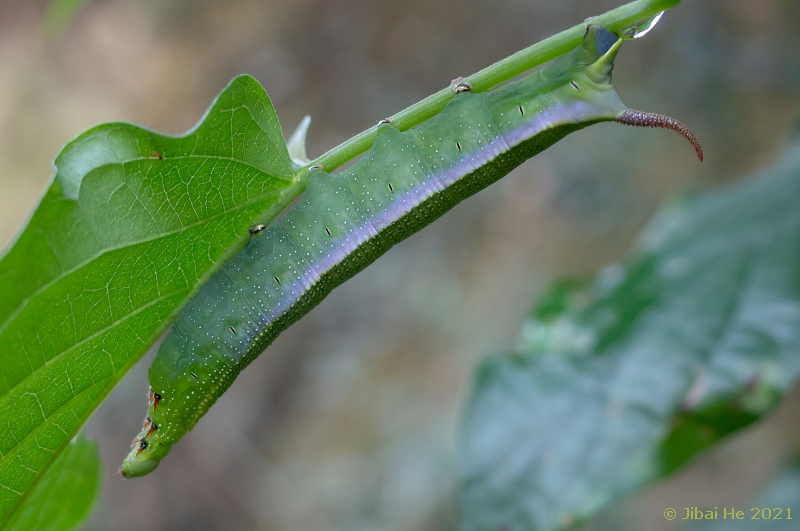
[310,0,680,173]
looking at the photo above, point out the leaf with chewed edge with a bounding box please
[460,140,800,531]
[0,74,301,526]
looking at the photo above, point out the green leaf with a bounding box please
[459,140,800,531]
[0,74,301,525]
[5,433,101,531]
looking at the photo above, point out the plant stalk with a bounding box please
[309,0,681,173]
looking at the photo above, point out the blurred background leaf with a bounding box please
[5,433,102,531]
[43,0,93,37]
[1,1,800,530]
[688,460,800,531]
[460,138,800,531]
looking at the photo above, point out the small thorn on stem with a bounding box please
[615,109,703,162]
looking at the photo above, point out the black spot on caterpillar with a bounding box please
[121,26,702,477]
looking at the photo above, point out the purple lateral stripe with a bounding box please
[350,99,592,254]
[250,221,381,331]
[251,99,590,338]
[502,99,594,147]
[312,220,378,278]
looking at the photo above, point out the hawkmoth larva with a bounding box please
[121,25,702,477]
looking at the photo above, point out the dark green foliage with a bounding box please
[460,140,800,531]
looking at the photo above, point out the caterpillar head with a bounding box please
[120,390,173,478]
[121,437,172,478]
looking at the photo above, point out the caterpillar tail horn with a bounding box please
[615,109,704,162]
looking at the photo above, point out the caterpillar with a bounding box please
[121,25,702,477]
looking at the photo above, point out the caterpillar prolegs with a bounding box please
[121,26,702,477]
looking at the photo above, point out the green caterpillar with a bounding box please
[121,26,702,477]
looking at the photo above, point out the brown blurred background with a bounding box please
[2,1,800,530]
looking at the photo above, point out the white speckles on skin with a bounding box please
[147,84,616,459]
[501,98,598,147]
